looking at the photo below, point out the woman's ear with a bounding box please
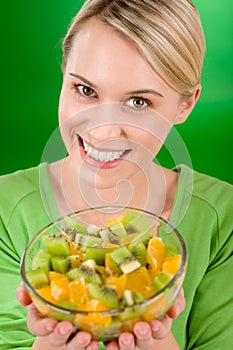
[174,84,202,124]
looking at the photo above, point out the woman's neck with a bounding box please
[48,157,178,220]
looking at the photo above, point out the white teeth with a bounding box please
[82,140,125,162]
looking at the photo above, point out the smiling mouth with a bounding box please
[79,136,130,163]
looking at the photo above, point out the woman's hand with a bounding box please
[105,289,185,350]
[16,283,99,350]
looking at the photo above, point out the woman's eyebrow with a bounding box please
[69,73,164,98]
[126,89,164,98]
[69,73,97,88]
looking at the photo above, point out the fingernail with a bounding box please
[46,322,56,332]
[122,336,133,345]
[76,335,89,345]
[138,325,148,336]
[59,327,70,335]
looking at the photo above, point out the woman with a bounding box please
[1,0,232,349]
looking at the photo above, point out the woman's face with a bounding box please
[59,17,196,189]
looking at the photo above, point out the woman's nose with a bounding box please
[87,123,123,144]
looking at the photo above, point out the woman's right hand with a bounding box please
[16,283,99,350]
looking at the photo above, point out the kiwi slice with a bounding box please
[51,256,69,274]
[109,246,141,274]
[97,318,122,340]
[88,283,118,308]
[26,268,49,289]
[87,224,101,237]
[75,234,102,249]
[63,216,88,235]
[85,247,112,266]
[122,211,152,233]
[32,250,51,272]
[153,271,173,292]
[131,230,154,247]
[42,234,70,256]
[67,259,103,284]
[68,254,84,269]
[119,290,147,320]
[108,222,127,244]
[128,242,147,266]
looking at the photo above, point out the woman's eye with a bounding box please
[74,84,97,97]
[126,97,150,109]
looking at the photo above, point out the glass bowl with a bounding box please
[20,206,187,341]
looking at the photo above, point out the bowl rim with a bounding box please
[20,205,187,316]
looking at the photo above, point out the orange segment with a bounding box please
[105,274,127,298]
[105,253,119,274]
[36,286,56,304]
[106,216,123,227]
[146,237,166,277]
[162,255,181,275]
[50,274,70,301]
[68,277,90,307]
[125,266,152,294]
[75,300,112,332]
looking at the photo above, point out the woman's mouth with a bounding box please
[78,136,130,168]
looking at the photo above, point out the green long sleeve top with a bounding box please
[0,163,232,350]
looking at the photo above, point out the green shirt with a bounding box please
[0,163,232,349]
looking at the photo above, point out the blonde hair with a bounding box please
[62,0,206,95]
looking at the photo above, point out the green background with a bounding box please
[1,1,233,183]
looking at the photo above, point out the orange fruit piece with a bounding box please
[125,266,152,294]
[106,216,123,227]
[162,255,181,275]
[105,253,119,274]
[75,300,112,332]
[36,286,56,304]
[146,237,166,277]
[50,274,70,301]
[105,274,127,298]
[68,277,90,307]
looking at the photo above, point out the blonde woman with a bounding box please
[0,0,232,349]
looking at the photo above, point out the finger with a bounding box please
[167,288,186,319]
[133,322,154,349]
[66,331,92,350]
[104,340,119,350]
[46,322,75,347]
[149,314,172,340]
[16,282,32,306]
[118,332,135,350]
[26,303,57,336]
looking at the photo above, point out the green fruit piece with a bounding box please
[68,254,84,269]
[63,216,88,235]
[122,211,153,233]
[131,230,154,247]
[67,259,103,284]
[108,222,127,244]
[97,318,122,340]
[121,290,145,306]
[153,271,173,292]
[128,242,147,266]
[85,247,112,266]
[26,268,49,289]
[42,234,70,256]
[75,234,102,250]
[119,304,147,321]
[165,244,178,256]
[109,247,141,274]
[87,224,101,237]
[57,300,78,310]
[51,256,69,274]
[88,283,118,309]
[99,228,111,242]
[32,250,51,272]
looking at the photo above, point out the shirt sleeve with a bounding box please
[0,216,35,349]
[186,229,233,350]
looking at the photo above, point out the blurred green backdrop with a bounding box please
[1,0,233,183]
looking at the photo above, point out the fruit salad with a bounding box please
[23,209,186,340]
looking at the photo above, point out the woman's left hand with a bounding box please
[105,289,185,350]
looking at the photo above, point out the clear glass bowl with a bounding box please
[20,206,187,341]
